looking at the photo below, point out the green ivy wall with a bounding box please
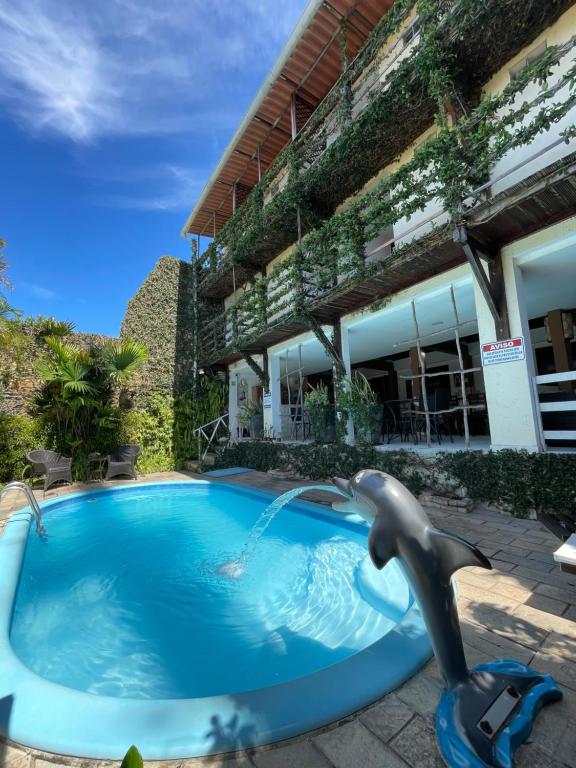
[121,255,197,398]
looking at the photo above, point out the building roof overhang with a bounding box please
[181,0,395,239]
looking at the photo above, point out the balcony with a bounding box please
[197,0,573,301]
[198,32,576,366]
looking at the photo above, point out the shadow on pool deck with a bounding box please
[0,470,575,767]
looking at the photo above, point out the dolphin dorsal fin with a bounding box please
[429,529,492,577]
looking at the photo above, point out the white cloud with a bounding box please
[0,0,308,143]
[20,282,59,300]
[92,164,206,211]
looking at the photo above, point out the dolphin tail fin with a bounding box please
[430,529,492,576]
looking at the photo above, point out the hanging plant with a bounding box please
[304,383,336,444]
[339,372,383,444]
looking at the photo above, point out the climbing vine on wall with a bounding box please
[198,0,572,289]
[201,30,576,364]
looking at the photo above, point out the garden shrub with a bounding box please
[215,442,576,522]
[214,442,424,497]
[435,450,535,518]
[0,413,47,483]
[120,394,175,474]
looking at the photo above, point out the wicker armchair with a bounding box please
[105,444,141,481]
[26,450,73,493]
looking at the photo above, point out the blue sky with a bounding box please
[0,0,309,336]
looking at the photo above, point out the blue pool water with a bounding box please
[11,482,411,701]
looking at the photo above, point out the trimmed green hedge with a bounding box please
[215,443,576,521]
[214,442,425,497]
[436,450,576,521]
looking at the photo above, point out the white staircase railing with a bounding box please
[535,371,576,444]
[0,482,46,535]
[193,413,229,462]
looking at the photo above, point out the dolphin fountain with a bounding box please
[333,469,562,768]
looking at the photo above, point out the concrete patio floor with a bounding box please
[1,470,575,768]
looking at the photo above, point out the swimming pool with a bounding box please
[0,481,431,758]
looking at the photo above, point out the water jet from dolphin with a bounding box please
[332,469,562,768]
[216,484,348,578]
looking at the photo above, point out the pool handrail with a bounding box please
[0,482,45,535]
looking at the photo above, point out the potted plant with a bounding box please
[304,382,336,443]
[237,399,264,438]
[340,372,383,444]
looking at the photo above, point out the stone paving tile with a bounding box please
[525,697,570,758]
[394,672,444,723]
[251,741,330,768]
[509,538,561,555]
[531,649,576,691]
[314,721,408,768]
[1,745,31,768]
[489,580,534,604]
[495,573,540,592]
[358,694,414,743]
[512,604,576,640]
[565,605,576,621]
[492,552,556,573]
[389,716,444,768]
[555,713,576,766]
[535,582,576,605]
[488,559,517,573]
[460,623,534,665]
[462,642,493,668]
[476,532,519,546]
[456,581,514,607]
[511,565,576,591]
[515,741,570,768]
[527,549,557,566]
[459,599,547,650]
[541,631,576,660]
[524,593,569,616]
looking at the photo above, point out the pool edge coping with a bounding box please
[0,480,433,760]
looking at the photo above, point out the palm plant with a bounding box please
[35,336,148,468]
[98,341,148,386]
[0,238,17,322]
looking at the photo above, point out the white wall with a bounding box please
[473,254,543,451]
[486,6,576,196]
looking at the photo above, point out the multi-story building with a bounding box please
[182,0,576,453]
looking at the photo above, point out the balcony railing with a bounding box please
[198,36,576,364]
[197,0,422,286]
[197,0,571,295]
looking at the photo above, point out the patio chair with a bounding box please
[383,401,415,443]
[26,450,73,493]
[105,444,141,481]
[413,389,454,444]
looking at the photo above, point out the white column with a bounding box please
[340,324,356,446]
[473,250,543,451]
[263,351,282,438]
[228,369,239,443]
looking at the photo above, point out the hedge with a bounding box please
[0,414,48,483]
[215,442,576,521]
[214,442,425,497]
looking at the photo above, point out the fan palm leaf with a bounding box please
[101,341,148,385]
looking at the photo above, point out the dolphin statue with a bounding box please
[333,469,562,768]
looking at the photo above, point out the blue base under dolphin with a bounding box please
[437,659,562,768]
[332,471,563,768]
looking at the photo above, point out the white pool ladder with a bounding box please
[0,482,45,535]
